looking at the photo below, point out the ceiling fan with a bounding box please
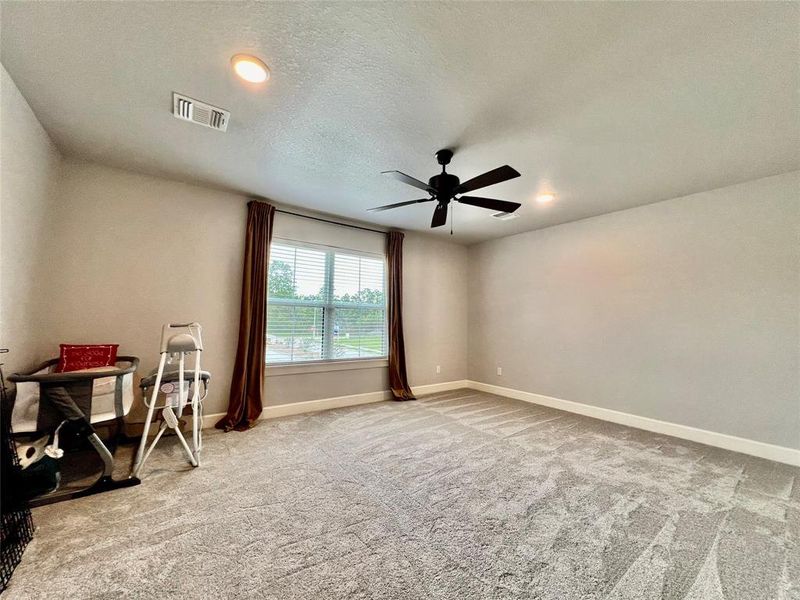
[369,149,522,228]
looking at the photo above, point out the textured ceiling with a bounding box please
[2,2,798,244]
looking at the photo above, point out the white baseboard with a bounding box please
[202,390,391,426]
[466,380,800,467]
[202,380,469,426]
[412,380,470,396]
[202,378,797,466]
[261,389,393,419]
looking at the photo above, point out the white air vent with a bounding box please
[172,93,229,132]
[492,211,520,221]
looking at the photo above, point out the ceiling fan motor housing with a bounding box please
[428,173,461,202]
[429,173,460,201]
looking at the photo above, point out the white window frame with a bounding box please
[266,238,388,365]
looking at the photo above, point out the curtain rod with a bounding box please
[275,208,388,235]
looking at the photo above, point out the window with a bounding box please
[266,239,387,364]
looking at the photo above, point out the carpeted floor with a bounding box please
[7,390,799,599]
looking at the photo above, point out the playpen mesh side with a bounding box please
[0,359,34,593]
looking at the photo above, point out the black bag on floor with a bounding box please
[14,422,65,500]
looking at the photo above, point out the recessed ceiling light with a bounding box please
[231,54,270,83]
[536,193,555,204]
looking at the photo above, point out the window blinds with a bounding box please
[266,240,387,364]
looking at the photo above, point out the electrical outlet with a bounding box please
[497,366,503,376]
[436,365,441,374]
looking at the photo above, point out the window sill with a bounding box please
[265,358,389,377]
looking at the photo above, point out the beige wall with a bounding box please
[43,160,468,417]
[40,160,246,418]
[468,171,800,449]
[404,232,468,387]
[0,64,63,376]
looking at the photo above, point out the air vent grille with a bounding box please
[176,96,192,119]
[210,110,225,129]
[172,93,229,132]
[492,211,520,221]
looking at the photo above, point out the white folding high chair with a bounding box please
[131,323,206,477]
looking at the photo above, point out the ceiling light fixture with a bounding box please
[536,193,555,204]
[231,54,270,83]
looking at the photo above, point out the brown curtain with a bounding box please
[216,200,276,431]
[387,231,415,400]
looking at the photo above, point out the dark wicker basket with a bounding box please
[0,350,34,593]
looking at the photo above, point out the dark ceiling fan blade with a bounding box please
[368,198,434,212]
[456,165,521,194]
[457,196,522,213]
[430,202,449,228]
[382,170,435,193]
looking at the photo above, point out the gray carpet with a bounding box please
[7,390,799,599]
